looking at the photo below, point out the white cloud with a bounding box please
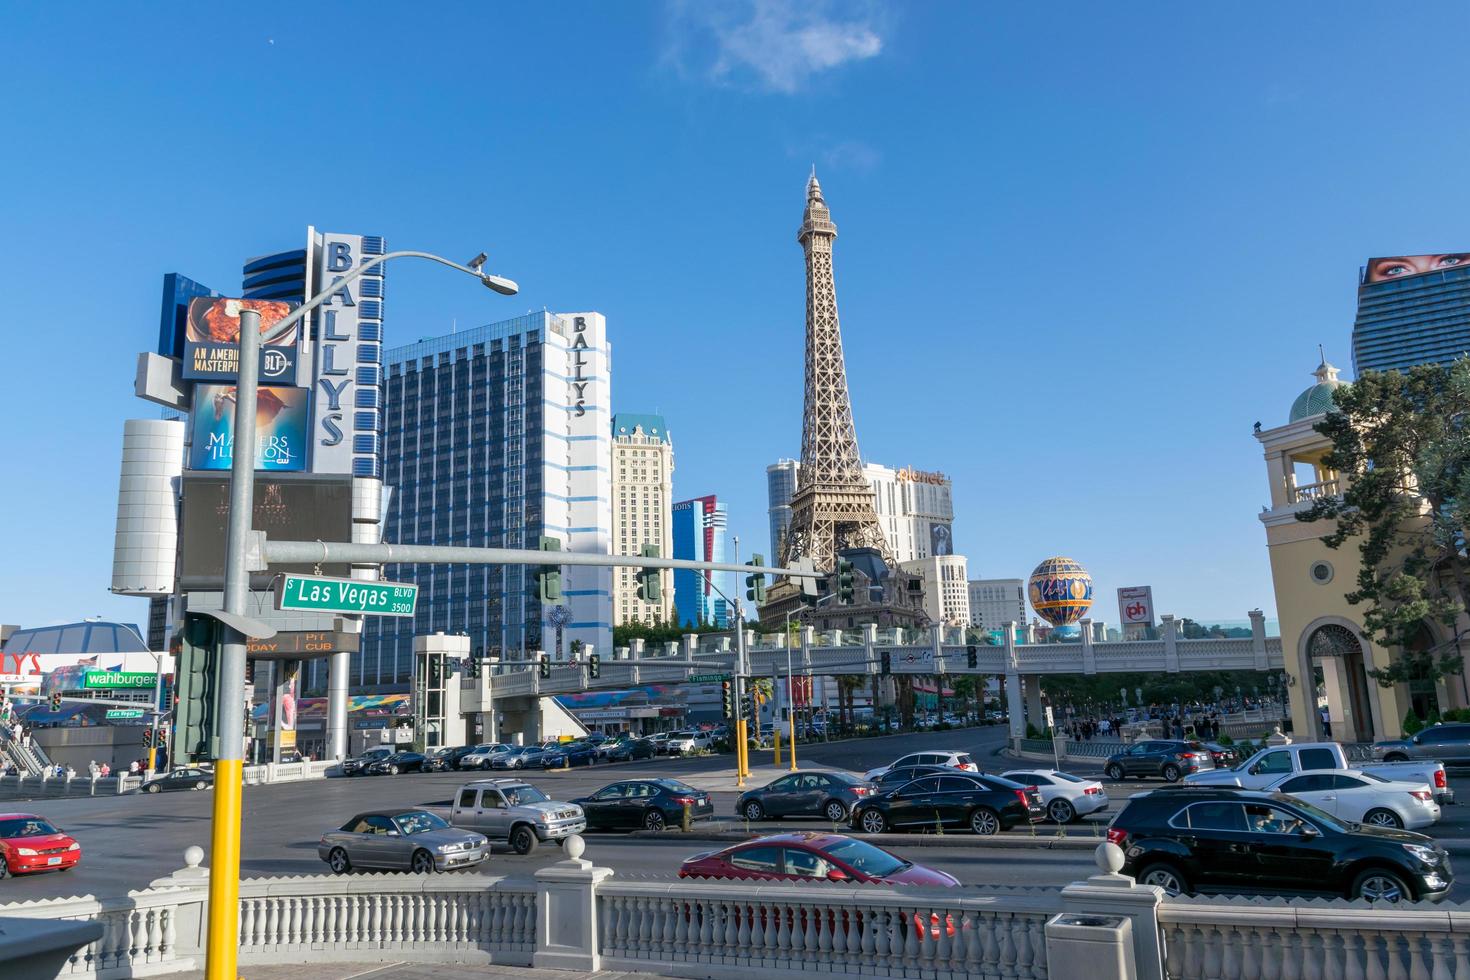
[664,0,885,94]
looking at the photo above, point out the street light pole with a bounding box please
[204,250,516,980]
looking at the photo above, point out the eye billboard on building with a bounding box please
[182,297,301,383]
[1363,254,1470,284]
[187,384,309,472]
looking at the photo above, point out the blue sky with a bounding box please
[3,3,1469,632]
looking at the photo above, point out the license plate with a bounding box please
[699,798,708,806]
[47,857,61,866]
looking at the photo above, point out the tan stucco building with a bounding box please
[1257,354,1468,741]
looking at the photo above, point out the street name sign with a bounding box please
[689,673,731,683]
[82,671,158,689]
[105,708,146,720]
[274,573,418,617]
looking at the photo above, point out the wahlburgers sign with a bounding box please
[81,671,157,690]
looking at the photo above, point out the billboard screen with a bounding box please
[1117,586,1154,625]
[182,297,301,382]
[178,473,353,589]
[1364,254,1470,285]
[158,273,220,360]
[188,384,309,472]
[929,522,954,556]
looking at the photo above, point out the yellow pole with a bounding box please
[735,719,747,787]
[204,757,242,980]
[147,746,157,772]
[789,716,797,772]
[773,726,781,766]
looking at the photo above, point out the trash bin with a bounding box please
[1045,912,1134,980]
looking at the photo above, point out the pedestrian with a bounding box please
[127,760,139,776]
[65,765,76,779]
[99,762,110,777]
[87,760,99,779]
[1321,706,1331,738]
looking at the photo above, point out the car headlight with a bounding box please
[1403,843,1440,865]
[15,848,37,856]
[536,814,549,824]
[66,842,79,851]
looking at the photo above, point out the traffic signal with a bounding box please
[745,554,767,605]
[880,651,891,676]
[966,645,978,669]
[49,692,62,712]
[588,655,601,680]
[636,544,661,602]
[173,613,221,764]
[836,558,855,604]
[538,654,551,679]
[721,680,734,719]
[142,726,153,748]
[536,536,563,603]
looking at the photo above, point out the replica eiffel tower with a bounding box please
[779,172,892,572]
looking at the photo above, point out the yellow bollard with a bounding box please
[774,727,782,766]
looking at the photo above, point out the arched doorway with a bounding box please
[1305,622,1376,741]
[1404,622,1443,720]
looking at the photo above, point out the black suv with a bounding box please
[1104,740,1216,782]
[851,773,1044,836]
[1108,787,1452,903]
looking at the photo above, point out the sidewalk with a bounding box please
[170,964,665,980]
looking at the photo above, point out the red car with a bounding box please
[679,832,958,886]
[0,813,81,878]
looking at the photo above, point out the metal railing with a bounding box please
[1289,478,1340,503]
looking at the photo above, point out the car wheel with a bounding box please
[1353,868,1411,903]
[195,781,207,791]
[328,848,351,874]
[146,783,161,794]
[389,765,400,776]
[1162,764,1182,782]
[513,759,524,770]
[644,809,667,832]
[1363,808,1404,829]
[743,800,764,821]
[859,809,887,834]
[411,849,436,874]
[1105,763,1125,782]
[1139,863,1188,897]
[825,800,848,823]
[511,825,537,855]
[1048,798,1076,824]
[1384,753,1409,762]
[969,808,1001,836]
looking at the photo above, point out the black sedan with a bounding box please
[141,767,214,794]
[737,771,878,823]
[871,764,955,793]
[572,778,714,832]
[424,746,479,772]
[851,773,1044,835]
[365,752,428,776]
[543,741,599,768]
[605,738,656,762]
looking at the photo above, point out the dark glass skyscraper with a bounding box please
[1351,255,1470,375]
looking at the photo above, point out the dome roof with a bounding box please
[1289,350,1345,422]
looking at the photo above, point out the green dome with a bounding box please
[1288,353,1344,422]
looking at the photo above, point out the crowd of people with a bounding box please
[1058,706,1231,742]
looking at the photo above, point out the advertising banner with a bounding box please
[311,233,385,476]
[81,671,158,689]
[1117,586,1155,625]
[929,522,954,556]
[182,297,300,383]
[1364,254,1470,285]
[188,384,309,472]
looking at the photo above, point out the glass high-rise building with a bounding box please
[1351,254,1470,376]
[672,495,731,628]
[357,312,612,691]
[766,459,799,560]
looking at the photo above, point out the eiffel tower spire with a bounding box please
[780,172,891,571]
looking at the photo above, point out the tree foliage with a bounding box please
[1300,360,1470,685]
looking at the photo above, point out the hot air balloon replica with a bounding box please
[1028,557,1093,639]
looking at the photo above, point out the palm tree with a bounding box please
[749,677,774,739]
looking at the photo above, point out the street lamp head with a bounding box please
[466,252,489,272]
[480,274,519,296]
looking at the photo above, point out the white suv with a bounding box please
[864,750,978,781]
[666,731,713,756]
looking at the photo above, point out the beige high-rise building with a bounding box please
[612,414,674,625]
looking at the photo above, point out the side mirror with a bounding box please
[826,868,849,882]
[387,830,400,836]
[1412,735,1423,745]
[1299,824,1319,839]
[1248,764,1261,775]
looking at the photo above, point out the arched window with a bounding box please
[1307,623,1362,659]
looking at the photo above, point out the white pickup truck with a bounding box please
[1183,741,1453,805]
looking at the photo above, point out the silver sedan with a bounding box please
[318,808,489,874]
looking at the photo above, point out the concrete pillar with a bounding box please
[1025,677,1045,731]
[533,836,613,971]
[1080,618,1096,675]
[1318,656,1357,742]
[1161,615,1179,673]
[628,638,645,659]
[1003,621,1026,739]
[681,634,697,658]
[1249,609,1268,671]
[326,651,351,764]
[1058,844,1165,980]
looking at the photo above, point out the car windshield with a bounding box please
[659,780,699,794]
[394,811,450,835]
[1272,795,1353,833]
[503,786,549,805]
[827,773,863,785]
[820,838,909,877]
[0,818,59,838]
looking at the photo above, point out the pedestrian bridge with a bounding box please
[474,612,1283,710]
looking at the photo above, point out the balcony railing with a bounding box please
[1289,478,1339,503]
